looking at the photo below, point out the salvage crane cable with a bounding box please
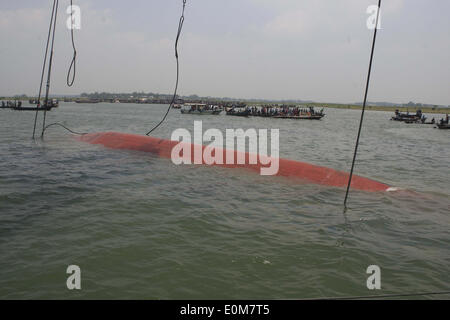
[308,289,450,300]
[32,0,57,139]
[40,0,60,138]
[145,0,187,136]
[32,0,85,137]
[343,0,382,209]
[329,0,448,299]
[67,0,77,87]
[39,0,187,138]
[39,0,87,137]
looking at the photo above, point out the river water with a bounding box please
[0,103,448,299]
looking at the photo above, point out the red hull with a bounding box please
[76,132,391,192]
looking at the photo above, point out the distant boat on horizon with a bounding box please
[181,103,222,115]
[75,99,100,104]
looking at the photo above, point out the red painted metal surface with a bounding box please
[76,132,391,192]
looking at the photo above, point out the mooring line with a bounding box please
[40,1,84,139]
[145,0,187,136]
[307,290,450,300]
[344,0,382,208]
[32,0,57,139]
[40,0,59,138]
[67,0,77,87]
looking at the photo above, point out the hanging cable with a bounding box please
[41,0,86,138]
[40,0,60,138]
[41,123,86,136]
[67,0,77,87]
[146,0,187,136]
[309,289,450,300]
[40,1,185,138]
[344,0,382,208]
[32,0,57,139]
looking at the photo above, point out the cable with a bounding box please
[67,0,77,87]
[344,0,382,208]
[41,123,86,136]
[145,0,187,136]
[32,0,57,139]
[40,0,59,138]
[40,1,186,138]
[308,290,450,300]
[40,1,82,138]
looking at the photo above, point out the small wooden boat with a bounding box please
[273,114,324,120]
[28,98,58,107]
[75,99,100,104]
[2,100,21,109]
[250,106,325,119]
[404,120,429,124]
[1,101,11,109]
[13,105,53,111]
[181,104,222,115]
[391,109,423,122]
[435,115,449,129]
[226,107,250,117]
[273,106,325,120]
[50,99,59,108]
[12,99,57,111]
[436,123,450,129]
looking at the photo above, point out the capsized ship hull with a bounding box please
[76,131,393,192]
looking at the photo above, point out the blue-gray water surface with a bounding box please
[0,103,449,299]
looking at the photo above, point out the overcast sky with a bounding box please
[0,0,449,105]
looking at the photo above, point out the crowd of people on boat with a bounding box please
[392,109,450,127]
[392,109,423,122]
[1,99,60,110]
[439,114,449,125]
[247,105,324,117]
[1,100,22,108]
[186,104,222,112]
